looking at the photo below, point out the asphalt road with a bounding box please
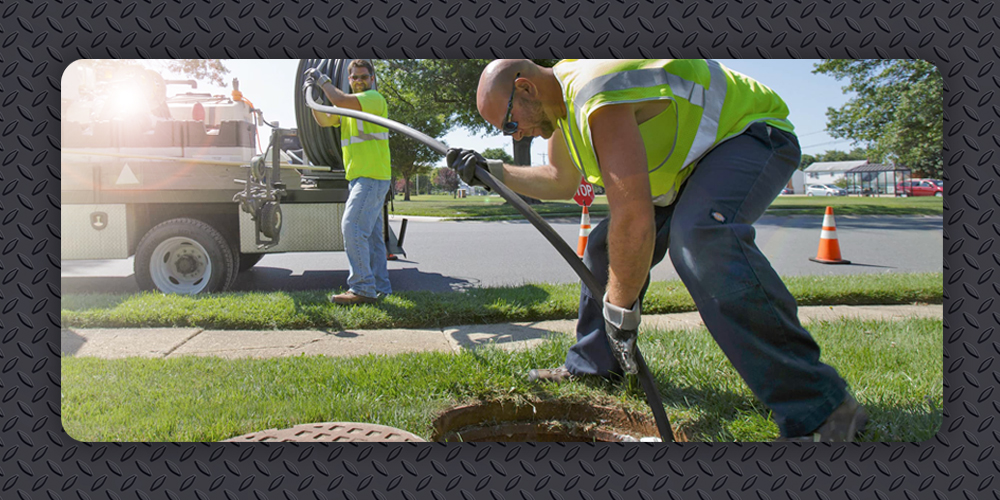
[62,214,943,295]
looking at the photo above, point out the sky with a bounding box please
[164,59,857,167]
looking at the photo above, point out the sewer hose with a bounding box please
[303,87,675,442]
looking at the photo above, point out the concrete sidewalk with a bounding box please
[61,304,941,360]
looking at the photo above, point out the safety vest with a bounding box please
[553,59,795,205]
[341,90,391,181]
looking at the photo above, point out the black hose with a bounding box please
[294,59,344,170]
[303,92,675,442]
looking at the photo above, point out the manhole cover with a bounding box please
[432,401,683,442]
[224,422,425,442]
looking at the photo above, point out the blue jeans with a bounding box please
[565,122,848,437]
[342,177,392,298]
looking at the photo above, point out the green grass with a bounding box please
[62,317,943,442]
[768,195,943,216]
[61,273,942,330]
[389,194,942,219]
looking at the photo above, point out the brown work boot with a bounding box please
[329,291,378,305]
[527,365,577,384]
[776,394,868,442]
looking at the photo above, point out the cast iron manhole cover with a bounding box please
[224,422,425,442]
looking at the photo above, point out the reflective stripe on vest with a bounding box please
[569,60,727,173]
[341,132,390,147]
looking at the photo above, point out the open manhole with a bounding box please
[224,422,425,442]
[432,401,684,442]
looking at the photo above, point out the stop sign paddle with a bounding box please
[574,177,595,207]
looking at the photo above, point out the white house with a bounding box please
[803,160,868,186]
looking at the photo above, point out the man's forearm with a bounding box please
[605,205,655,308]
[499,163,580,200]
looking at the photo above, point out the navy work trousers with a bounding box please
[564,122,848,438]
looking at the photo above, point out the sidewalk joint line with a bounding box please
[163,329,204,357]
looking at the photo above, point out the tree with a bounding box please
[481,148,514,164]
[375,61,454,201]
[798,147,869,169]
[164,60,231,87]
[434,167,460,195]
[377,59,560,203]
[813,60,942,177]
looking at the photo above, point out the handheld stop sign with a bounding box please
[573,177,595,207]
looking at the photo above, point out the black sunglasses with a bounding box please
[501,72,521,136]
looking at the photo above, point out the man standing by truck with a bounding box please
[304,60,392,305]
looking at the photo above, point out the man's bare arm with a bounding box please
[494,128,582,200]
[310,109,341,127]
[589,103,655,309]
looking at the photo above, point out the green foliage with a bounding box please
[374,61,456,199]
[813,60,943,177]
[481,147,514,163]
[798,147,869,170]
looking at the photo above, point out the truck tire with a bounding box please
[238,253,265,272]
[135,218,237,295]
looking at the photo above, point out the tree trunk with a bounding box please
[512,136,541,205]
[404,177,411,201]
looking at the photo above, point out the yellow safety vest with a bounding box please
[553,59,795,205]
[341,90,391,181]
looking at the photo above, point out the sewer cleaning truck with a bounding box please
[60,59,405,294]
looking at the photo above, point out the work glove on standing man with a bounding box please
[302,67,331,94]
[445,148,505,189]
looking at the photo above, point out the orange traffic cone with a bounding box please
[809,206,851,264]
[577,206,591,257]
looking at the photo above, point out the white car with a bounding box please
[806,184,847,196]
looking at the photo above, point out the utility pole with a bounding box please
[536,152,548,165]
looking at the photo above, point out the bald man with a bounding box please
[447,59,866,442]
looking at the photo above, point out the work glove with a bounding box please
[603,292,641,375]
[302,68,331,93]
[446,148,504,188]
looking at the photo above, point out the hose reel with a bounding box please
[293,59,378,170]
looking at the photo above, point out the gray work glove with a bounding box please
[302,68,331,94]
[603,292,641,375]
[446,148,504,188]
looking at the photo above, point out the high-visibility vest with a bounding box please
[341,90,391,181]
[553,59,795,205]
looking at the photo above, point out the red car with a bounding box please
[896,179,943,197]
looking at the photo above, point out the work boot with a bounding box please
[527,365,577,384]
[329,291,378,305]
[776,394,868,442]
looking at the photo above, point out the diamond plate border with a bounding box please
[2,2,995,499]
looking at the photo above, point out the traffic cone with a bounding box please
[577,206,591,257]
[809,206,851,264]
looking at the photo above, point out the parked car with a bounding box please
[895,179,943,197]
[805,184,847,196]
[780,187,793,195]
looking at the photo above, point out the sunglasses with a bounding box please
[501,72,521,136]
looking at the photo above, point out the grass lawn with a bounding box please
[389,194,942,219]
[61,273,942,330]
[62,317,943,442]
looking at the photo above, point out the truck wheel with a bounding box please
[135,218,236,294]
[239,253,265,272]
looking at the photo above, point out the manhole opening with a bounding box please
[432,401,685,442]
